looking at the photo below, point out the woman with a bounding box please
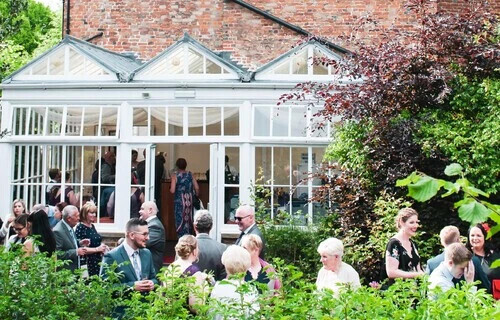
[384,208,424,282]
[25,210,57,256]
[170,158,199,237]
[467,223,500,295]
[210,245,259,319]
[130,173,144,219]
[0,199,27,244]
[164,235,210,310]
[75,202,107,276]
[316,237,360,294]
[5,213,29,251]
[50,173,79,206]
[241,234,281,291]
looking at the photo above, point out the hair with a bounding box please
[143,201,158,215]
[176,158,187,170]
[395,208,418,230]
[31,204,46,213]
[241,234,263,254]
[27,210,57,255]
[221,245,251,276]
[175,235,198,259]
[445,242,472,265]
[48,168,60,180]
[12,199,26,216]
[80,202,97,224]
[14,213,29,228]
[193,210,213,233]
[132,150,138,156]
[439,226,460,246]
[235,205,255,217]
[62,205,78,221]
[466,223,495,259]
[317,237,344,257]
[55,202,67,213]
[125,218,148,233]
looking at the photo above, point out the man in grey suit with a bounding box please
[193,210,227,280]
[53,205,89,271]
[234,205,265,258]
[100,218,158,291]
[139,201,165,273]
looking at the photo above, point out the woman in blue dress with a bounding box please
[170,158,199,238]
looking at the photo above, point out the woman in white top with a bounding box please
[1,199,26,245]
[316,237,361,295]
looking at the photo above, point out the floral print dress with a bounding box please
[174,171,194,238]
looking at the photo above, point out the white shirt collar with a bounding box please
[61,219,73,232]
[243,223,256,234]
[122,240,138,259]
[145,215,156,223]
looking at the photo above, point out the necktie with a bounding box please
[70,228,80,268]
[236,232,245,245]
[131,251,141,280]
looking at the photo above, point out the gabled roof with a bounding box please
[132,33,247,81]
[3,35,143,83]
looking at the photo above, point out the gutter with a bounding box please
[228,0,351,55]
[65,0,70,35]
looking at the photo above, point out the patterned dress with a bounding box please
[174,171,194,238]
[75,223,103,276]
[382,238,421,285]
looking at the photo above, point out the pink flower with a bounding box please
[369,281,381,289]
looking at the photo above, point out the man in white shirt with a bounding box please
[429,242,475,296]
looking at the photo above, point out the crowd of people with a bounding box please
[1,197,498,317]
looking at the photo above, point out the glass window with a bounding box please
[291,50,308,75]
[290,107,307,137]
[151,107,166,136]
[48,48,65,75]
[206,107,221,135]
[166,48,184,74]
[188,49,204,74]
[206,59,222,74]
[224,147,240,224]
[168,107,184,136]
[223,107,239,136]
[255,147,271,183]
[313,48,329,75]
[254,106,270,136]
[68,48,85,75]
[272,107,289,136]
[188,107,203,136]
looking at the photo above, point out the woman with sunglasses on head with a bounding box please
[75,202,108,276]
[1,199,27,245]
[5,213,30,251]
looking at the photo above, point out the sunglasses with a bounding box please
[14,227,25,232]
[234,215,251,222]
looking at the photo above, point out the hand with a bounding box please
[97,244,107,253]
[79,239,90,246]
[464,260,475,283]
[134,280,154,292]
[77,247,87,256]
[7,215,14,223]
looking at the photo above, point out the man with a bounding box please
[193,210,227,280]
[234,205,265,258]
[429,242,475,295]
[46,168,60,199]
[100,218,158,291]
[139,201,165,273]
[426,226,490,292]
[53,205,89,271]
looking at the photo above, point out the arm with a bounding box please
[101,164,115,184]
[53,229,78,261]
[385,254,424,279]
[0,216,12,238]
[146,224,165,250]
[170,175,176,194]
[193,176,200,196]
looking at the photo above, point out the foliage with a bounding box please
[418,77,500,193]
[0,0,61,81]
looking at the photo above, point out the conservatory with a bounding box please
[0,34,346,240]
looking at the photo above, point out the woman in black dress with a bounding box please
[75,202,108,276]
[384,208,424,282]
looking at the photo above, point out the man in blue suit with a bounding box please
[426,225,490,293]
[100,218,158,292]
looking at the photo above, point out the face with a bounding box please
[401,215,419,237]
[13,223,29,238]
[319,251,340,272]
[13,202,24,216]
[129,225,149,249]
[87,209,97,223]
[235,211,254,231]
[448,260,468,279]
[242,243,259,258]
[139,204,150,220]
[54,207,62,220]
[66,210,80,228]
[469,227,485,250]
[132,152,138,162]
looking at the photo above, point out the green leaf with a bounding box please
[464,186,489,198]
[491,259,500,269]
[483,202,500,213]
[454,198,474,209]
[457,200,491,224]
[396,172,419,187]
[407,176,440,202]
[444,163,463,176]
[488,212,500,224]
[441,181,458,197]
[487,225,500,239]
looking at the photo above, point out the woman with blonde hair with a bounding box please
[241,234,281,291]
[1,199,26,244]
[383,208,424,283]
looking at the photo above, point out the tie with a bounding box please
[131,251,141,280]
[70,228,80,268]
[236,232,245,245]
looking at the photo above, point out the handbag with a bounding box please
[193,192,201,210]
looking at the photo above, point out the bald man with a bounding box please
[139,201,165,273]
[234,205,265,259]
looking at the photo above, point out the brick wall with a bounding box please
[63,0,498,70]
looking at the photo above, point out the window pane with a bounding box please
[85,58,108,76]
[225,147,239,185]
[313,48,329,75]
[255,147,271,183]
[206,107,221,135]
[188,107,203,136]
[150,107,166,136]
[312,147,326,186]
[83,107,101,136]
[206,59,222,74]
[148,58,168,76]
[291,50,308,74]
[272,107,288,137]
[273,147,290,185]
[31,58,48,75]
[290,107,307,137]
[310,108,327,137]
[274,186,290,218]
[291,186,308,226]
[188,49,204,74]
[47,107,63,135]
[68,48,85,75]
[273,61,289,74]
[133,107,148,136]
[224,107,239,136]
[168,107,183,136]
[48,48,65,75]
[27,108,45,136]
[83,146,100,184]
[254,106,270,136]
[224,187,239,223]
[101,107,118,136]
[66,107,83,136]
[13,107,28,135]
[166,48,184,74]
[291,147,308,185]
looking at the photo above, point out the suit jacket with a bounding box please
[100,244,158,288]
[146,217,166,274]
[426,251,491,293]
[53,220,79,271]
[196,233,227,280]
[235,224,266,259]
